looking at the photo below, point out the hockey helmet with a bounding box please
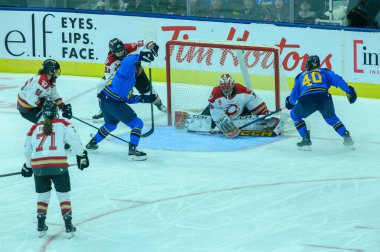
[42,59,61,79]
[42,100,58,120]
[219,74,235,98]
[109,38,126,59]
[306,55,320,70]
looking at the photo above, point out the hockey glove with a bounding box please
[21,163,33,177]
[146,41,159,57]
[215,115,241,139]
[76,150,89,170]
[61,103,72,119]
[139,94,157,103]
[285,96,294,110]
[139,51,154,63]
[346,86,357,104]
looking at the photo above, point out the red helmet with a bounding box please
[219,74,235,98]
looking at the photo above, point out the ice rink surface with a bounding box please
[0,73,379,252]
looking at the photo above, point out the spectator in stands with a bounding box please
[159,0,186,15]
[205,0,234,18]
[189,0,208,16]
[121,0,153,13]
[93,0,121,11]
[238,0,265,20]
[263,0,289,22]
[0,0,28,7]
[346,0,380,28]
[295,0,318,24]
[256,0,273,7]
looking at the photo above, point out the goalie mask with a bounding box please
[109,38,126,59]
[306,55,320,71]
[219,74,235,99]
[42,100,58,120]
[42,59,61,80]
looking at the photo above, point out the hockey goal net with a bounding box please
[165,40,290,126]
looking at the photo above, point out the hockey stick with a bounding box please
[0,164,77,178]
[238,107,284,130]
[141,67,154,138]
[72,116,131,144]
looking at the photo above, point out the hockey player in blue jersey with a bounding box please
[85,51,156,160]
[285,55,357,150]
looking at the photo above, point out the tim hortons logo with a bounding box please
[163,26,333,71]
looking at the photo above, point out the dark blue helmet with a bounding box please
[42,59,60,77]
[42,100,58,120]
[306,55,320,70]
[109,38,126,59]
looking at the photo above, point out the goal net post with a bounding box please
[165,40,290,126]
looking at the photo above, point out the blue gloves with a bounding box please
[139,51,154,63]
[346,86,357,104]
[285,96,294,110]
[139,94,157,103]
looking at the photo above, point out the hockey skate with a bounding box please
[92,111,104,123]
[154,100,167,113]
[64,215,76,239]
[297,130,312,151]
[86,138,98,150]
[343,131,355,149]
[129,144,147,161]
[37,214,48,238]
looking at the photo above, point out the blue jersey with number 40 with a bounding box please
[289,68,350,104]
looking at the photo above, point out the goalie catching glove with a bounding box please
[77,150,89,170]
[215,115,241,139]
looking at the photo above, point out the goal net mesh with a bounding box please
[165,40,291,126]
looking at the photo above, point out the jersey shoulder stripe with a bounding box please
[38,74,52,90]
[234,83,251,94]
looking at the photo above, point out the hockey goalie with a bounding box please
[174,74,288,139]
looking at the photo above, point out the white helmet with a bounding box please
[219,74,235,98]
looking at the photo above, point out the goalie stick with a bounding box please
[141,67,154,138]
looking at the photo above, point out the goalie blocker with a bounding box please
[174,111,288,137]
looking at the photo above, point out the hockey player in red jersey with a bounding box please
[205,73,270,138]
[17,59,73,123]
[175,74,287,138]
[92,37,167,122]
[21,100,89,239]
[17,59,73,150]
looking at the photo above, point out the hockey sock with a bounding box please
[94,123,118,143]
[127,117,143,146]
[324,116,347,137]
[57,192,72,218]
[37,191,51,216]
[294,120,307,137]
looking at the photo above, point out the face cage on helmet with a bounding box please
[220,83,234,98]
